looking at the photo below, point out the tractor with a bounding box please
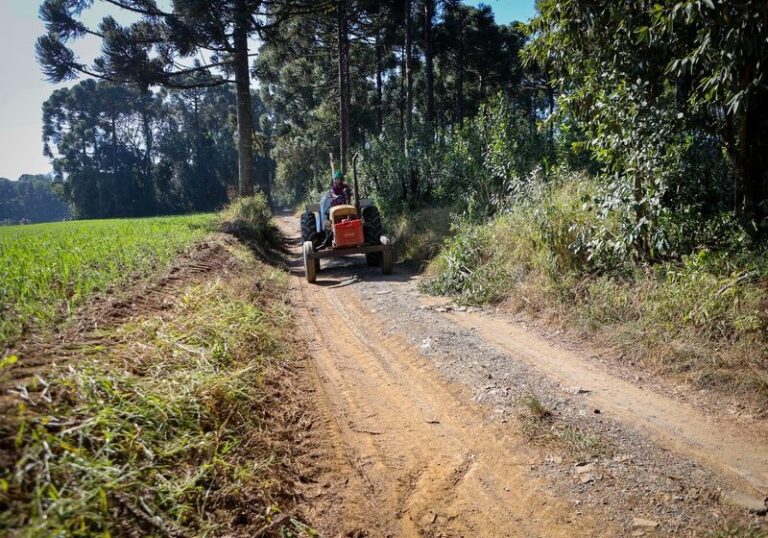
[299,155,393,283]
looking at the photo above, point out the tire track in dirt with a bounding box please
[284,217,612,537]
[436,308,768,496]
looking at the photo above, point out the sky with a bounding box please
[0,0,537,181]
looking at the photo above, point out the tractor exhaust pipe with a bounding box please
[352,152,361,215]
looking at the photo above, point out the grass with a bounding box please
[218,194,284,264]
[0,233,309,536]
[522,393,552,420]
[390,206,454,267]
[0,197,313,535]
[0,214,215,348]
[520,393,606,459]
[422,175,768,405]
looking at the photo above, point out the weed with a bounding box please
[554,424,606,459]
[218,194,281,256]
[523,393,552,421]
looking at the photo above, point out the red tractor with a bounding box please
[299,157,393,283]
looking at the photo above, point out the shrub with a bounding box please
[218,194,281,253]
[424,174,768,403]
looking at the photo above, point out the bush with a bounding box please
[423,174,768,403]
[218,194,281,253]
[359,94,551,221]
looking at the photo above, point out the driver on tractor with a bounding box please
[319,170,352,232]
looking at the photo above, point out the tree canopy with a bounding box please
[30,0,768,261]
[42,78,271,218]
[0,175,70,225]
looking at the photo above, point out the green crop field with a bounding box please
[0,214,215,348]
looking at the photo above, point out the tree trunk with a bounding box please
[738,93,768,238]
[633,173,648,260]
[404,0,416,198]
[424,0,435,135]
[111,108,118,177]
[399,47,405,141]
[192,89,200,160]
[337,0,351,174]
[375,29,383,135]
[455,11,465,124]
[398,48,407,201]
[404,0,413,147]
[234,0,255,196]
[140,105,153,212]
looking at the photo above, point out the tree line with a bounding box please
[36,0,768,260]
[42,78,271,218]
[0,175,70,224]
[257,0,542,205]
[36,0,543,216]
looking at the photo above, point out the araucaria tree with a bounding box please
[41,78,271,218]
[36,0,323,197]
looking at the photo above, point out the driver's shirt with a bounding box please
[331,182,351,196]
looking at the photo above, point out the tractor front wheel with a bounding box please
[303,241,317,283]
[381,235,393,275]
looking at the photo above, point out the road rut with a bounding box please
[290,241,607,536]
[280,214,767,536]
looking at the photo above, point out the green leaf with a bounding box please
[0,354,19,370]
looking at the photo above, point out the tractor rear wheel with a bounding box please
[300,212,320,248]
[303,241,317,283]
[381,235,393,275]
[362,206,383,266]
[362,206,383,243]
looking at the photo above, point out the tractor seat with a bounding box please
[329,205,358,224]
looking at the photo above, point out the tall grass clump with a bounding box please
[218,193,282,255]
[0,249,300,536]
[391,207,455,268]
[0,214,215,348]
[424,172,614,304]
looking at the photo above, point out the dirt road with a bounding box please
[280,215,768,537]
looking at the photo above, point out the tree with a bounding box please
[0,175,70,224]
[338,0,351,172]
[653,0,768,235]
[423,0,435,133]
[36,0,323,198]
[255,0,528,206]
[41,78,264,217]
[525,0,768,258]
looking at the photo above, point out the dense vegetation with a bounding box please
[0,174,69,224]
[0,214,214,347]
[257,1,541,206]
[41,80,272,218]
